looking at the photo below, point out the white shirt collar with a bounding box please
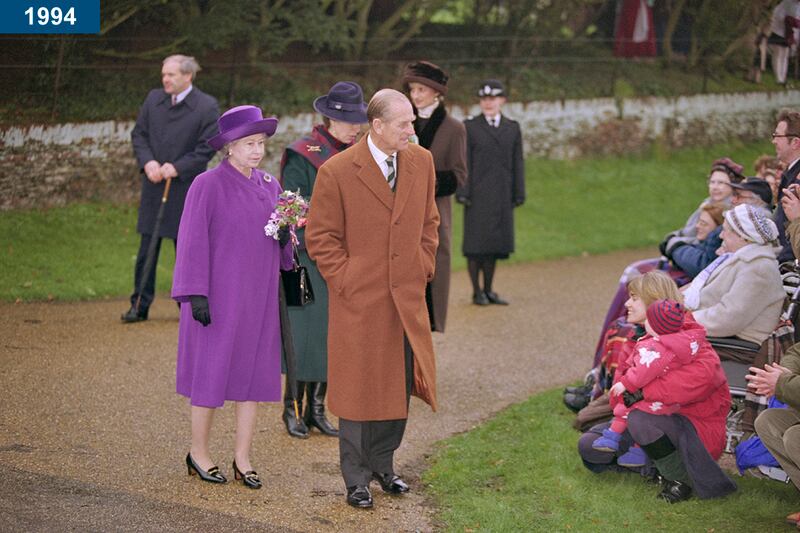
[367,133,395,178]
[484,113,500,127]
[788,156,800,173]
[417,100,439,119]
[173,84,193,104]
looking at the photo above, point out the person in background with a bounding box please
[457,79,525,306]
[172,106,293,490]
[754,154,783,203]
[122,54,219,323]
[279,81,368,439]
[730,177,774,218]
[664,202,725,279]
[767,0,800,85]
[402,61,467,332]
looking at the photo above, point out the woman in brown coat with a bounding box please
[402,61,467,332]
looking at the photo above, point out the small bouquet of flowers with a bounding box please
[264,190,309,246]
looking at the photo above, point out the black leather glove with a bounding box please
[456,195,471,207]
[622,389,644,408]
[277,227,291,248]
[189,295,211,327]
[435,170,458,197]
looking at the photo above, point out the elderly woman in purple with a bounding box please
[172,105,294,489]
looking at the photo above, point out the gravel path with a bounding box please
[0,248,647,532]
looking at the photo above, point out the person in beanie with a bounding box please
[578,273,736,504]
[592,299,693,469]
[279,82,368,439]
[401,61,467,332]
[457,79,525,306]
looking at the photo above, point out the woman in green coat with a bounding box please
[279,81,368,438]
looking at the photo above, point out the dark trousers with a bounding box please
[129,233,176,311]
[338,336,414,487]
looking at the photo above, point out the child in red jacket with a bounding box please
[593,299,700,467]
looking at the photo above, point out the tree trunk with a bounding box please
[663,0,687,65]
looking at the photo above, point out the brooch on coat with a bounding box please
[306,145,322,152]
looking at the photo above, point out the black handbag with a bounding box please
[282,249,314,307]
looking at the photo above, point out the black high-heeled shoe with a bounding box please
[186,453,227,484]
[232,460,262,490]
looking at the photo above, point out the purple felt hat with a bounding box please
[313,81,368,124]
[208,105,279,151]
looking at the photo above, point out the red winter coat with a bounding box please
[613,315,730,459]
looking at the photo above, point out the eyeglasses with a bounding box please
[772,132,799,139]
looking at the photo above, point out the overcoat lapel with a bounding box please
[391,149,418,222]
[352,137,394,211]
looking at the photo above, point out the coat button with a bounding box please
[394,220,400,225]
[392,283,399,289]
[391,253,399,259]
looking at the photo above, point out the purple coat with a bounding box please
[172,158,294,408]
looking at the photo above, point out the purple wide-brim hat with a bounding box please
[208,105,279,151]
[313,81,368,124]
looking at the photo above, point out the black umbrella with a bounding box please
[278,277,301,419]
[133,177,172,315]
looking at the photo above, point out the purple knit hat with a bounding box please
[646,299,685,335]
[208,105,278,151]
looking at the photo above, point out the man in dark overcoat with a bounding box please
[121,54,219,322]
[457,79,525,306]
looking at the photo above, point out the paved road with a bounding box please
[0,248,647,532]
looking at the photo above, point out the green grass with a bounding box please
[0,203,174,301]
[424,388,798,532]
[0,140,773,301]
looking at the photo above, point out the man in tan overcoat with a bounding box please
[305,88,440,509]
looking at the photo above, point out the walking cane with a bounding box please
[133,177,172,315]
[278,277,301,420]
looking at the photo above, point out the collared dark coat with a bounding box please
[775,160,800,262]
[131,87,219,239]
[305,136,440,421]
[459,114,525,257]
[415,105,467,332]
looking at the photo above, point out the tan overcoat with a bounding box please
[305,136,440,421]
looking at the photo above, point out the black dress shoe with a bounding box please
[232,460,262,489]
[372,472,409,494]
[121,306,148,323]
[346,485,373,508]
[563,391,590,412]
[658,479,692,503]
[186,453,226,484]
[472,292,490,306]
[484,291,509,305]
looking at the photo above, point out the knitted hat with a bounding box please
[402,61,448,95]
[646,299,685,335]
[723,203,779,244]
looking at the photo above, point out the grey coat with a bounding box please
[131,87,219,239]
[459,114,525,257]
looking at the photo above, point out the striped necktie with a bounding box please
[386,156,396,191]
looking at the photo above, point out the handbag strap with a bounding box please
[292,246,301,270]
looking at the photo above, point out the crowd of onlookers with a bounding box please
[570,109,800,525]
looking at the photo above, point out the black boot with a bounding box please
[641,435,692,503]
[304,382,338,436]
[282,378,309,439]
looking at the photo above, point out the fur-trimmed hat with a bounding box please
[402,61,448,95]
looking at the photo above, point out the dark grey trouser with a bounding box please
[130,233,176,311]
[338,336,414,488]
[755,407,800,491]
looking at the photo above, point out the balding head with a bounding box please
[367,89,415,154]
